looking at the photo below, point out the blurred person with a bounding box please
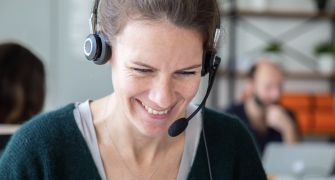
[0,0,266,179]
[0,42,45,150]
[0,43,45,123]
[226,60,299,154]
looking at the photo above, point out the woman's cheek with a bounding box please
[178,77,201,100]
[122,75,151,95]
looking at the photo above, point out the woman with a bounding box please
[0,0,266,179]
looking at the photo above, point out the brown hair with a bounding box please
[0,43,45,124]
[99,0,220,49]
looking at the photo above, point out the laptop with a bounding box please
[263,143,335,178]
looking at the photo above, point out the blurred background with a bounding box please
[0,0,112,112]
[0,0,335,179]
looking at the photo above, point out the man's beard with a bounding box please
[252,93,279,109]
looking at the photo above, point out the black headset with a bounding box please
[83,0,111,65]
[83,0,220,76]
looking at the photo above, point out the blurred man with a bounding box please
[225,60,299,154]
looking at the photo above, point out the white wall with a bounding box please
[54,0,113,110]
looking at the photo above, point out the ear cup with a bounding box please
[201,50,215,76]
[84,34,100,60]
[94,32,111,65]
[83,31,111,65]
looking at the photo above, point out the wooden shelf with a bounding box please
[218,70,335,80]
[284,72,335,80]
[222,9,335,19]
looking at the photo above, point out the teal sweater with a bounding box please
[0,104,267,180]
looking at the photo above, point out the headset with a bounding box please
[83,0,110,65]
[83,0,220,74]
[83,1,221,179]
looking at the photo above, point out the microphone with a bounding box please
[168,57,221,137]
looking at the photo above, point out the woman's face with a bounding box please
[110,20,203,137]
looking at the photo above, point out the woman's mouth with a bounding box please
[135,99,174,120]
[142,103,169,115]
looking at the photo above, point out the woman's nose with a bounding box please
[148,76,176,109]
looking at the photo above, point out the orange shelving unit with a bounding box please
[281,93,335,137]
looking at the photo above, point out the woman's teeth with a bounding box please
[141,102,169,115]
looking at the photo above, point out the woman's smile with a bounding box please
[135,98,176,122]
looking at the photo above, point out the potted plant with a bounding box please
[314,42,335,75]
[264,41,282,54]
[262,41,284,65]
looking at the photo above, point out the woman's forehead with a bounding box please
[114,19,204,65]
[116,19,203,45]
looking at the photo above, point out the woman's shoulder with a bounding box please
[1,103,82,163]
[201,107,266,178]
[202,107,249,134]
[7,103,78,150]
[202,107,259,151]
[19,103,76,135]
[0,103,101,179]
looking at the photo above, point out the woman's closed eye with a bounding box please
[130,67,197,77]
[132,67,153,73]
[176,71,196,76]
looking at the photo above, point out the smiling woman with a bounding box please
[0,0,266,179]
[109,20,203,137]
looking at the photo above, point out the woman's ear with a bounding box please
[108,45,116,65]
[109,35,119,63]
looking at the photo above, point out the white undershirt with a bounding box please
[73,100,202,180]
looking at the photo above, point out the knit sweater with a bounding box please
[0,104,267,180]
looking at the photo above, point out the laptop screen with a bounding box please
[263,142,335,178]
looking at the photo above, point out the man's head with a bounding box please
[247,59,284,107]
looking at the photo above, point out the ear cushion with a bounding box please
[201,50,215,76]
[83,32,111,65]
[84,34,100,60]
[93,32,111,65]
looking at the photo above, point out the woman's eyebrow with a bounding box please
[131,61,201,71]
[132,61,157,70]
[177,64,202,71]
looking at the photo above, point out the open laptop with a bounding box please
[263,143,335,178]
[0,124,20,153]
